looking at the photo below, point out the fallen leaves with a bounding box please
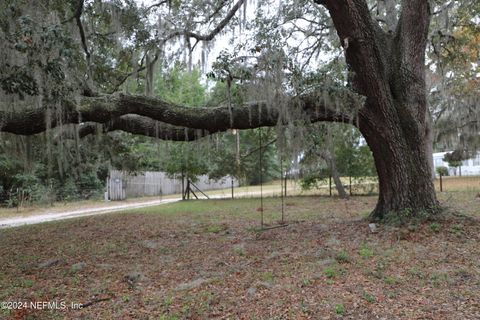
[0,195,479,319]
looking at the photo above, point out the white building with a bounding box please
[433,151,480,176]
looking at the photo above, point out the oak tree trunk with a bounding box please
[321,0,439,221]
[360,108,438,221]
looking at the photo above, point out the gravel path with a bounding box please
[0,198,182,228]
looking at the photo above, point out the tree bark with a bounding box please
[317,150,349,199]
[359,113,438,221]
[321,0,439,220]
[330,157,348,199]
[0,91,358,136]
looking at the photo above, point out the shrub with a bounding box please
[436,166,449,176]
[299,175,324,191]
[8,173,51,206]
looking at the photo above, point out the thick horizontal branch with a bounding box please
[75,115,209,141]
[0,90,362,137]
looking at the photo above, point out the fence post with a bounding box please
[329,175,332,196]
[105,177,109,201]
[349,176,352,196]
[49,180,54,206]
[231,177,234,199]
[181,170,185,200]
[439,173,443,192]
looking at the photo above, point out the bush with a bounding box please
[6,174,51,206]
[77,171,103,200]
[56,178,79,201]
[300,175,327,191]
[436,166,449,176]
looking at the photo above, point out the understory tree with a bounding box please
[1,0,479,220]
[300,123,376,198]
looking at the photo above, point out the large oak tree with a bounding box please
[1,0,478,220]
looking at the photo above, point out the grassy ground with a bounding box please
[434,175,480,192]
[438,190,480,216]
[2,175,478,220]
[0,193,479,319]
[0,194,187,220]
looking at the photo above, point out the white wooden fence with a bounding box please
[107,170,238,200]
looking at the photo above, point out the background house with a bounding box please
[433,151,480,176]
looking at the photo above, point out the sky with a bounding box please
[136,0,329,85]
[139,0,253,78]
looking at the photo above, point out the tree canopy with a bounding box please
[1,0,477,139]
[1,0,479,220]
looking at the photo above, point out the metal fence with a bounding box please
[435,175,480,193]
[316,175,480,196]
[279,175,480,197]
[5,174,478,210]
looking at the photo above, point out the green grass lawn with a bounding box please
[2,175,478,220]
[122,195,374,223]
[0,194,479,319]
